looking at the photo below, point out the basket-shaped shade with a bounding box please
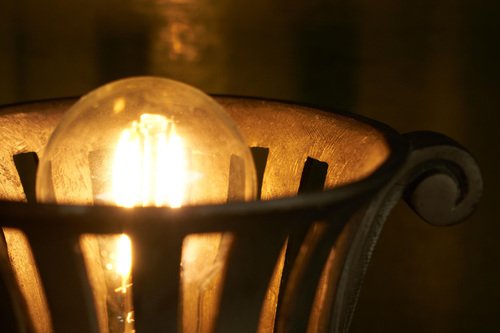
[0,97,482,333]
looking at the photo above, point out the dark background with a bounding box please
[1,0,498,331]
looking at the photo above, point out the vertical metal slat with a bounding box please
[0,229,35,333]
[25,228,99,333]
[275,215,347,333]
[130,223,183,333]
[215,225,288,333]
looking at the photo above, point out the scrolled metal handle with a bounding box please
[333,130,482,333]
[402,131,482,226]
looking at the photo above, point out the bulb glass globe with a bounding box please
[36,77,257,332]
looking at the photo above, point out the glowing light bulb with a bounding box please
[36,77,257,333]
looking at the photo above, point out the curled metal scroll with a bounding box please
[331,130,483,333]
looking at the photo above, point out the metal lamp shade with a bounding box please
[0,97,482,333]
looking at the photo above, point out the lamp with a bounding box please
[0,78,482,333]
[36,77,257,333]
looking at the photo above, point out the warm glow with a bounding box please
[115,234,132,291]
[108,113,189,321]
[112,113,188,208]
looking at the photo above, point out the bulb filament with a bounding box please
[107,113,188,332]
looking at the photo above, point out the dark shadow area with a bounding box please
[250,147,269,200]
[13,152,39,204]
[298,157,328,194]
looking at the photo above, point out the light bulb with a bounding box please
[36,77,257,332]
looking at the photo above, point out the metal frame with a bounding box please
[0,97,482,333]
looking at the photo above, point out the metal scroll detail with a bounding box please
[331,131,483,333]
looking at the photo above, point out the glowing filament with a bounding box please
[111,113,188,208]
[108,113,189,321]
[115,234,132,293]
